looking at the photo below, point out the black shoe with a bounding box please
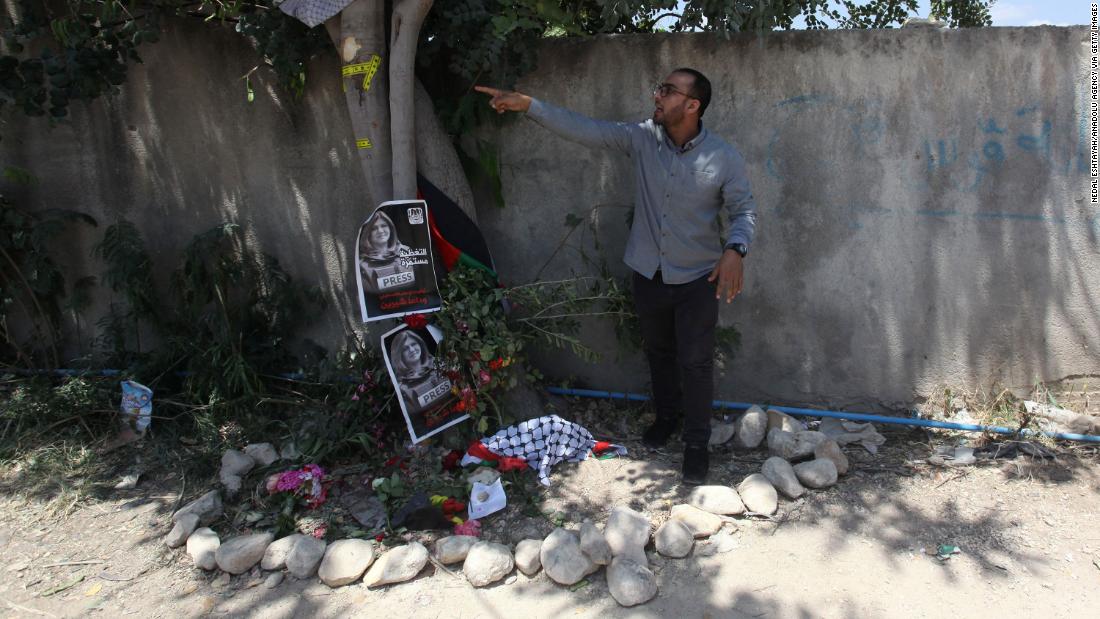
[682,444,709,486]
[642,418,678,448]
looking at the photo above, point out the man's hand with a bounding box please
[474,85,532,114]
[708,249,744,303]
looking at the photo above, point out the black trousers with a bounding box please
[632,270,718,446]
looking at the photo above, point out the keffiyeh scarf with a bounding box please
[462,415,626,486]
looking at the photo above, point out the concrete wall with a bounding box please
[4,22,1096,410]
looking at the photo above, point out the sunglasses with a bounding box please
[653,82,697,99]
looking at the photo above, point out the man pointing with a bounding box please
[476,68,757,485]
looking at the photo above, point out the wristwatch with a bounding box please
[725,242,748,258]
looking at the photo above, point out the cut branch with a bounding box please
[389,0,434,199]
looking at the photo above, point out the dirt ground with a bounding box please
[2,402,1099,619]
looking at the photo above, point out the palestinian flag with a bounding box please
[416,175,497,282]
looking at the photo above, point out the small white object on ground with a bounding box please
[468,479,507,520]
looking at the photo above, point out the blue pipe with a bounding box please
[545,386,1100,444]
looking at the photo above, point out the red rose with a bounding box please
[498,457,529,473]
[488,357,504,370]
[441,498,466,516]
[403,314,428,329]
[442,450,463,471]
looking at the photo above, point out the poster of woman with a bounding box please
[381,323,467,443]
[355,200,442,322]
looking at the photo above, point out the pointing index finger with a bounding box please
[473,85,502,97]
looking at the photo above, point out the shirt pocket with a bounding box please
[685,168,720,198]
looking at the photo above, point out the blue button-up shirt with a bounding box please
[528,98,757,284]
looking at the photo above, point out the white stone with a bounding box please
[687,485,745,515]
[794,459,838,489]
[767,429,828,461]
[733,405,767,449]
[761,457,805,499]
[432,535,478,565]
[670,504,722,538]
[221,449,254,476]
[318,539,375,587]
[166,512,199,548]
[578,522,612,565]
[466,467,501,486]
[243,443,280,467]
[540,528,597,585]
[736,474,778,515]
[604,506,650,563]
[286,536,326,578]
[767,409,806,433]
[173,490,222,526]
[654,520,694,558]
[363,542,428,587]
[709,419,736,446]
[814,439,849,475]
[215,533,273,575]
[607,557,658,607]
[514,539,542,576]
[261,534,304,571]
[186,527,220,571]
[264,571,284,589]
[463,542,514,587]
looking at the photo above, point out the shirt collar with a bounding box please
[662,121,708,153]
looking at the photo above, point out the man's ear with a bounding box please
[686,98,701,117]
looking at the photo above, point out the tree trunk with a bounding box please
[389,0,434,200]
[335,0,393,207]
[413,79,477,223]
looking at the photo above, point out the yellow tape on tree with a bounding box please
[341,55,381,93]
[356,138,373,149]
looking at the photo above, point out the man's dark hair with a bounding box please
[673,67,712,118]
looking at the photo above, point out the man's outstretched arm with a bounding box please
[474,85,637,154]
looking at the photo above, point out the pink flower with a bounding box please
[454,519,481,537]
[478,370,491,386]
[265,474,280,494]
[276,470,303,492]
[312,524,327,539]
[351,394,360,401]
